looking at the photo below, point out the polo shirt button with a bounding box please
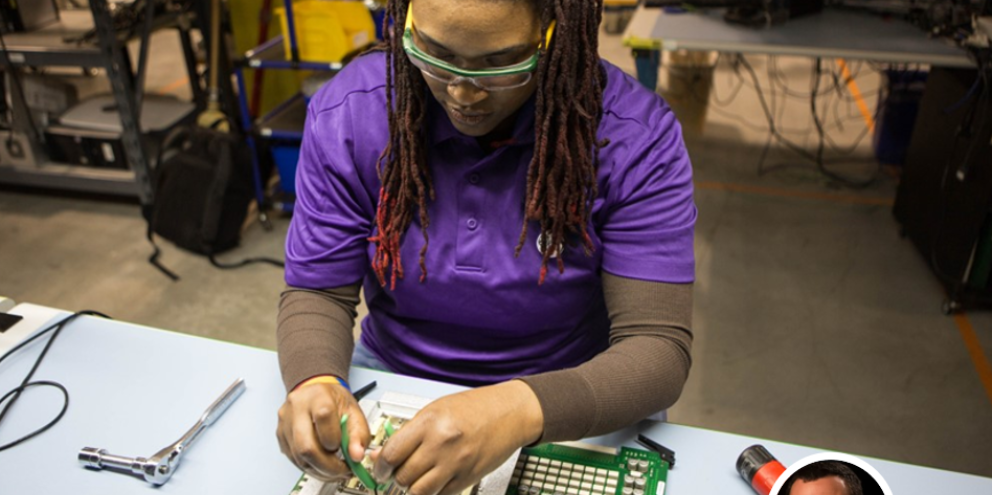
[467,218,478,230]
[469,174,480,185]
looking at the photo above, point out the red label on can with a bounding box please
[750,460,787,495]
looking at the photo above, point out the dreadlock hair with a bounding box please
[369,0,606,289]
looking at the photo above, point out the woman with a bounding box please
[276,1,696,494]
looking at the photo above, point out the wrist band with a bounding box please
[334,375,351,392]
[296,375,350,392]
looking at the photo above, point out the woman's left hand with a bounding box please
[372,380,544,495]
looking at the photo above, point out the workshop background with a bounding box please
[2,0,992,481]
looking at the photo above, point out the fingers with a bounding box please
[276,406,293,457]
[290,404,344,478]
[374,416,426,481]
[376,385,532,495]
[404,467,458,495]
[437,474,475,495]
[392,462,472,495]
[388,447,433,492]
[312,401,343,454]
[276,386,354,481]
[345,404,373,462]
[279,405,329,478]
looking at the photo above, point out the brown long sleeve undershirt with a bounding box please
[277,272,692,443]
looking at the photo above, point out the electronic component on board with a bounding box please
[289,393,668,495]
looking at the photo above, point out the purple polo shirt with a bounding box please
[286,51,695,387]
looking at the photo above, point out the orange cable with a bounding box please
[836,58,875,133]
[953,313,992,409]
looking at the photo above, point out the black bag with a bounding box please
[143,126,275,280]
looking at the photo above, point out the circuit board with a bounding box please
[287,393,667,495]
[508,443,668,495]
[288,413,410,495]
[289,392,516,495]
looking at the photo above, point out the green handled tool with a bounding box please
[340,413,395,492]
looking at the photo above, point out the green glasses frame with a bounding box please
[401,2,555,89]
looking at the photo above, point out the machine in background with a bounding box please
[894,65,992,313]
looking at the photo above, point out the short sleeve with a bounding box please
[284,99,379,288]
[598,108,696,284]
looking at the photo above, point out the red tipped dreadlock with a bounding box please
[370,0,606,288]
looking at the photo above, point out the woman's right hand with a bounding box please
[276,380,372,481]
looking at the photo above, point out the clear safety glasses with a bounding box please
[401,3,555,91]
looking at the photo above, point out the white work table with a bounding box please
[1,303,990,493]
[622,6,972,67]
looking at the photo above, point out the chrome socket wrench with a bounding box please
[79,378,246,485]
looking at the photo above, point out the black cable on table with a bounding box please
[0,310,112,452]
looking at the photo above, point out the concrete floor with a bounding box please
[2,18,992,480]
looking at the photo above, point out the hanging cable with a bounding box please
[0,311,112,452]
[736,54,879,187]
[810,58,878,188]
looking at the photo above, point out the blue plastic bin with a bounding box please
[633,49,661,91]
[271,145,301,194]
[873,70,928,166]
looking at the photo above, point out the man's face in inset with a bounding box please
[789,476,851,495]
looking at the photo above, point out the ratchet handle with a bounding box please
[79,378,247,486]
[201,378,246,426]
[170,378,246,456]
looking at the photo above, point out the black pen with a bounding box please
[352,380,378,400]
[637,434,677,467]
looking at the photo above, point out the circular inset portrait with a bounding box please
[771,453,891,495]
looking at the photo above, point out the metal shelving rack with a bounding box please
[234,0,360,215]
[0,0,203,204]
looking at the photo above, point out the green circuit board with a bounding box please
[507,444,668,495]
